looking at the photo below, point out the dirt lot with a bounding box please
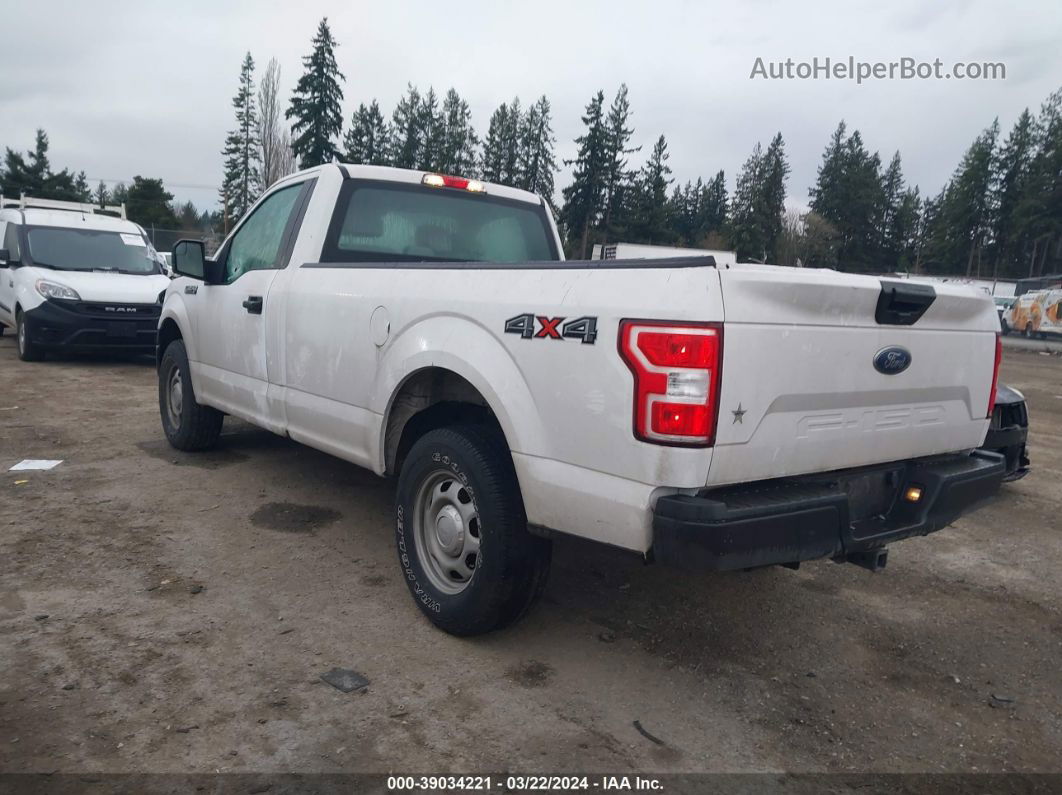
[1,336,1060,778]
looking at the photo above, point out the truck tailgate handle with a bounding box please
[875,280,935,325]
[242,296,264,314]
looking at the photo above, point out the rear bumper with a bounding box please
[652,451,1005,571]
[23,299,159,353]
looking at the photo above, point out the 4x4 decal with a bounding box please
[504,313,598,344]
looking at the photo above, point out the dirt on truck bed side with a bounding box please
[0,336,1061,781]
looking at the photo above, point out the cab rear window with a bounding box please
[322,181,558,264]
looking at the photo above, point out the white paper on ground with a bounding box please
[9,460,63,471]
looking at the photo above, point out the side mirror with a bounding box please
[0,248,12,267]
[172,239,206,280]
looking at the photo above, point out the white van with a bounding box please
[0,196,171,360]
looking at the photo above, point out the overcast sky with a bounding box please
[2,0,1059,216]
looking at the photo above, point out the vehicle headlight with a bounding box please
[35,279,82,301]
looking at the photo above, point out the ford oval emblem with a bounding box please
[874,346,912,375]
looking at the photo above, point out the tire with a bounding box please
[1000,320,1010,335]
[15,310,44,362]
[395,424,551,636]
[158,338,223,451]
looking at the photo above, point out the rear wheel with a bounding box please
[158,339,223,451]
[15,310,44,362]
[395,424,551,636]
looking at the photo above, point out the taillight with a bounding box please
[618,320,723,446]
[422,173,486,192]
[986,332,1002,418]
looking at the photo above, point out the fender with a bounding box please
[158,282,198,362]
[372,314,550,472]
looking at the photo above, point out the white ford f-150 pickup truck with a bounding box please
[157,164,1005,635]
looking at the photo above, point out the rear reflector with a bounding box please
[619,320,723,446]
[987,333,1002,419]
[422,173,485,192]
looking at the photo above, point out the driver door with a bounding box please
[191,181,312,431]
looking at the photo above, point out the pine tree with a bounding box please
[391,84,423,169]
[878,152,906,268]
[991,108,1035,277]
[1014,90,1062,277]
[730,134,789,262]
[481,99,523,186]
[559,91,609,258]
[220,52,262,224]
[698,170,729,242]
[126,176,178,229]
[758,133,790,261]
[480,102,511,184]
[940,120,999,276]
[601,85,639,244]
[439,88,478,176]
[809,122,884,270]
[2,129,52,196]
[343,100,392,165]
[501,97,522,185]
[417,88,445,172]
[286,18,345,168]
[626,135,673,244]
[516,96,557,201]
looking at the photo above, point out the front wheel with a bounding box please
[395,424,551,636]
[16,310,44,362]
[158,339,223,451]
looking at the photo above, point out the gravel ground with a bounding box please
[1,335,1060,778]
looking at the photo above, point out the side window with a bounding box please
[223,183,303,282]
[4,222,20,261]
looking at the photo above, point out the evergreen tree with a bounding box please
[730,133,789,262]
[759,132,790,260]
[991,108,1035,277]
[286,18,345,168]
[668,180,699,245]
[809,122,885,270]
[698,170,729,242]
[439,88,478,176]
[1015,89,1062,277]
[940,120,999,276]
[417,88,445,171]
[480,102,511,184]
[878,152,907,268]
[626,135,674,244]
[125,176,177,229]
[2,129,52,196]
[481,99,522,186]
[559,91,609,258]
[516,96,557,201]
[391,84,423,169]
[343,100,392,165]
[600,85,639,244]
[220,52,262,224]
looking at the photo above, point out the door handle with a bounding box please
[242,296,263,314]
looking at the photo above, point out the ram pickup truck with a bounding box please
[158,164,1005,635]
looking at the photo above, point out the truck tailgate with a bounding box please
[709,265,999,487]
